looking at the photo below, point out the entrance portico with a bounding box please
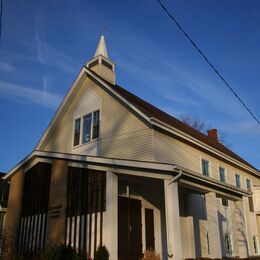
[2,151,252,260]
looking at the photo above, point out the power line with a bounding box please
[156,0,260,127]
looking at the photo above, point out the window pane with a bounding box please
[246,179,251,191]
[225,234,232,255]
[92,110,100,140]
[222,198,229,207]
[235,174,241,188]
[73,118,81,146]
[219,167,226,182]
[82,114,92,143]
[253,236,259,254]
[202,159,209,176]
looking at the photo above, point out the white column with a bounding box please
[103,172,118,260]
[164,180,182,260]
[205,192,222,258]
[234,197,249,258]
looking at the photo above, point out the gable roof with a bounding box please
[36,66,257,173]
[112,84,256,170]
[88,69,257,172]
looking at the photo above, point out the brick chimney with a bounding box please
[207,128,218,142]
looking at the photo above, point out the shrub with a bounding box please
[142,249,161,260]
[94,245,109,260]
[43,244,85,260]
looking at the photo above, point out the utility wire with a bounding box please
[0,0,2,47]
[156,0,260,127]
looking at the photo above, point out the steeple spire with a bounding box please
[94,35,108,58]
[86,36,116,85]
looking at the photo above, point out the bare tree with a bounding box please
[179,114,207,133]
[179,114,232,148]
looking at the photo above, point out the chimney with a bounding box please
[207,128,218,142]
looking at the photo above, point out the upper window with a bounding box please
[82,113,92,144]
[246,178,251,191]
[73,118,81,146]
[73,110,100,147]
[219,167,226,183]
[202,159,210,177]
[235,174,241,189]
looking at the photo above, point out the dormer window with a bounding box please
[73,110,100,147]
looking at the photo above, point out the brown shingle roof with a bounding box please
[88,68,257,171]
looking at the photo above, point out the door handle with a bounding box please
[128,225,132,232]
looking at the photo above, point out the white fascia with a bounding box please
[3,150,177,180]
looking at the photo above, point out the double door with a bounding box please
[118,197,155,260]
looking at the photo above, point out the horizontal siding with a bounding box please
[154,130,260,188]
[40,76,153,161]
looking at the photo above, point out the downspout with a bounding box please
[166,169,183,259]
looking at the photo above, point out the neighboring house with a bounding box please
[2,36,260,260]
[0,172,9,257]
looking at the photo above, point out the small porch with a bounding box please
[2,151,251,260]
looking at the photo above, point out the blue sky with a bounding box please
[0,0,259,172]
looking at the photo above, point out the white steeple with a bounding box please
[94,35,108,58]
[86,36,116,85]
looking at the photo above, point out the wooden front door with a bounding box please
[118,197,142,260]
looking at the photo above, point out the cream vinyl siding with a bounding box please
[39,76,153,161]
[153,130,260,187]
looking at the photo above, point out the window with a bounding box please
[246,178,251,191]
[235,174,241,189]
[73,118,81,146]
[82,113,92,143]
[206,232,210,255]
[73,110,100,146]
[225,234,233,256]
[66,167,106,252]
[222,198,229,207]
[253,236,259,254]
[219,167,226,183]
[92,110,100,140]
[202,159,210,177]
[102,59,113,70]
[249,197,254,212]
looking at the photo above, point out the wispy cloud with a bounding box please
[0,81,62,110]
[34,15,80,74]
[0,61,15,73]
[115,37,249,120]
[225,120,260,136]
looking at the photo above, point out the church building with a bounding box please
[3,36,260,260]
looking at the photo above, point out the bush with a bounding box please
[43,244,85,260]
[142,249,161,260]
[94,245,109,260]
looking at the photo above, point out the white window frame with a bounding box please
[201,158,210,177]
[73,109,100,148]
[246,178,252,191]
[219,166,226,183]
[235,173,241,189]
